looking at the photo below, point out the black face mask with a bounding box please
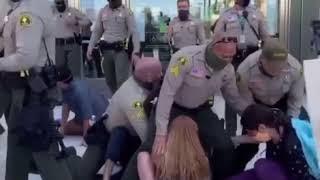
[108,0,122,9]
[205,43,229,71]
[56,2,66,12]
[178,10,189,21]
[241,0,251,7]
[10,0,20,2]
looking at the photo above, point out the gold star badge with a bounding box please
[19,14,32,27]
[133,101,143,109]
[178,56,188,66]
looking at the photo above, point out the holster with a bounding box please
[99,40,125,52]
[12,104,54,152]
[84,115,110,147]
[0,72,28,89]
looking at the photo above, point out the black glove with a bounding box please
[0,124,5,135]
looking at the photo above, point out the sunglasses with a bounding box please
[215,37,238,44]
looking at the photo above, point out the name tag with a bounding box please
[239,35,246,44]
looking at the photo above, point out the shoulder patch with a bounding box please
[19,14,32,27]
[170,56,189,77]
[170,64,181,77]
[132,101,145,120]
[178,56,189,66]
[133,101,143,109]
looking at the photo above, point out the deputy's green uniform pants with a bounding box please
[121,104,235,180]
[102,50,130,93]
[55,41,83,78]
[5,88,73,180]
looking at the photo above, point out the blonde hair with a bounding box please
[154,116,210,180]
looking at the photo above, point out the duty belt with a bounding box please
[99,40,126,51]
[173,99,214,114]
[253,93,288,113]
[56,37,76,45]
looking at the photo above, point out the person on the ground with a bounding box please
[231,104,319,180]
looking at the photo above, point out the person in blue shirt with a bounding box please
[57,66,109,139]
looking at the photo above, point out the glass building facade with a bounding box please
[49,0,279,39]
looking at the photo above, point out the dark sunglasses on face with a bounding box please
[55,2,64,5]
[215,37,238,44]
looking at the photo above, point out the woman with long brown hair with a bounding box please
[138,115,211,180]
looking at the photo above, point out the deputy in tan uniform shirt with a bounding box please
[87,0,140,93]
[1,0,74,180]
[214,0,270,136]
[168,0,206,52]
[237,38,305,118]
[214,0,269,52]
[79,56,162,180]
[153,31,249,180]
[53,0,92,77]
[234,38,306,173]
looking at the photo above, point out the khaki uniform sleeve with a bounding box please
[221,65,250,114]
[104,96,127,132]
[257,10,269,41]
[0,13,44,72]
[126,9,140,53]
[73,8,92,27]
[287,66,305,117]
[236,59,255,104]
[155,52,192,135]
[88,8,104,51]
[196,20,206,45]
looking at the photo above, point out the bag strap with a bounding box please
[243,10,261,42]
[42,38,54,66]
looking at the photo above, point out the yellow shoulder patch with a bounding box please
[170,64,181,77]
[19,14,32,27]
[133,101,143,109]
[170,56,189,77]
[178,56,189,66]
[132,101,145,120]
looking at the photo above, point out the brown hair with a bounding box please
[153,116,210,180]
